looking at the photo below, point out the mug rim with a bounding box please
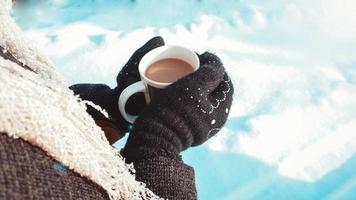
[138,45,200,88]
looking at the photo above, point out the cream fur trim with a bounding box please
[0,1,161,199]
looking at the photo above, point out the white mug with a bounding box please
[118,45,200,123]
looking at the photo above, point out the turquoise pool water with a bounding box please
[14,0,356,199]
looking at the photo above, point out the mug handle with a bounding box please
[118,81,145,124]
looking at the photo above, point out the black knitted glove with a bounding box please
[122,52,234,162]
[69,36,165,136]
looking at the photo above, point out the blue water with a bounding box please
[13,0,356,199]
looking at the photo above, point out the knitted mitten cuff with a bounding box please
[133,156,197,200]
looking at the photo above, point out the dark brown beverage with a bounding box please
[145,58,194,83]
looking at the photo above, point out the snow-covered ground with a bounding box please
[14,0,356,199]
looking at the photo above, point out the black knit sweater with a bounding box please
[0,133,197,200]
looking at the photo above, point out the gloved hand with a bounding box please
[122,52,234,162]
[69,36,165,143]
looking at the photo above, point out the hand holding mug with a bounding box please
[122,52,234,162]
[118,45,200,123]
[69,36,165,143]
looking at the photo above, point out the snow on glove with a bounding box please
[122,52,234,162]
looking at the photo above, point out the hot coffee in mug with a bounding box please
[145,58,194,83]
[118,45,200,123]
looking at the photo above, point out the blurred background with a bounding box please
[13,0,356,199]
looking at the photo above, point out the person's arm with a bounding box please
[122,52,234,199]
[130,154,197,199]
[68,36,234,198]
[0,133,109,200]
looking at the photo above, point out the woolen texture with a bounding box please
[0,132,198,199]
[133,156,197,200]
[0,133,109,200]
[1,39,198,199]
[0,45,35,73]
[122,52,234,163]
[69,36,165,133]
